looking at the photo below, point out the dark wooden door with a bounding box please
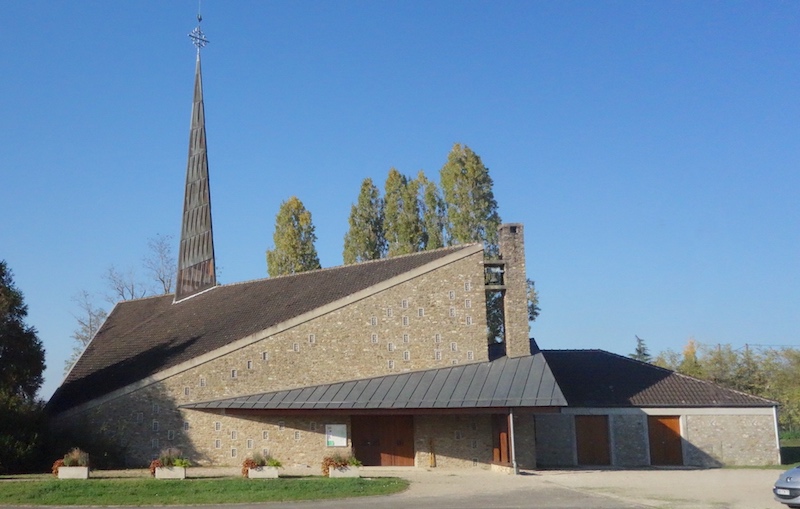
[648,416,683,465]
[575,415,611,465]
[351,415,414,466]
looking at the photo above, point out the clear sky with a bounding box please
[1,1,798,400]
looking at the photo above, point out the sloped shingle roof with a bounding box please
[181,354,567,411]
[542,349,776,408]
[48,245,479,414]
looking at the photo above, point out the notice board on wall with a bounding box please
[325,424,347,447]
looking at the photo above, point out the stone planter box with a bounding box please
[57,466,89,479]
[155,466,186,479]
[247,466,279,479]
[329,466,360,478]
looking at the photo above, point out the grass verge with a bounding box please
[0,477,409,506]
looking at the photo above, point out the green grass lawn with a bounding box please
[0,477,409,506]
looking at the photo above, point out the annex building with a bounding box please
[47,20,780,472]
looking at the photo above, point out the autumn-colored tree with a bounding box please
[343,178,385,264]
[266,196,321,277]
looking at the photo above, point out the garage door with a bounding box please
[648,415,683,465]
[575,415,611,465]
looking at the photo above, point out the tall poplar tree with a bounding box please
[343,178,386,264]
[418,171,446,250]
[266,196,321,277]
[439,143,501,253]
[384,168,423,257]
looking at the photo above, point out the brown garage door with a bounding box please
[351,415,414,466]
[575,415,611,465]
[648,415,683,465]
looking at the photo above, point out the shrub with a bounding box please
[242,453,282,477]
[148,459,163,477]
[51,459,64,477]
[321,452,361,476]
[62,448,89,467]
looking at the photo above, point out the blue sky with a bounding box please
[1,1,798,400]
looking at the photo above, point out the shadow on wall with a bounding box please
[48,338,208,469]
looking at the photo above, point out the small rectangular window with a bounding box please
[231,448,237,458]
[401,299,409,309]
[167,430,175,440]
[371,333,378,343]
[152,403,160,414]
[200,377,207,387]
[310,421,317,432]
[464,299,472,308]
[387,342,395,352]
[293,342,300,352]
[308,333,316,344]
[464,281,471,291]
[183,421,190,431]
[403,333,409,343]
[450,342,458,351]
[466,316,473,326]
[136,412,143,422]
[434,333,442,343]
[388,359,395,369]
[152,420,159,432]
[262,352,269,361]
[418,308,424,317]
[184,387,190,396]
[262,430,269,440]
[215,439,221,449]
[467,351,474,361]
[471,439,478,449]
[278,421,285,431]
[247,439,254,449]
[231,369,238,378]
[387,308,393,317]
[294,431,301,441]
[370,316,378,326]
[214,422,221,432]
[434,350,442,361]
[151,438,159,449]
[403,351,410,361]
[247,360,253,369]
[231,430,237,440]
[452,359,459,365]
[449,307,456,317]
[449,290,455,300]
[402,316,409,326]
[262,448,270,458]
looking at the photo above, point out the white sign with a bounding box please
[325,424,347,447]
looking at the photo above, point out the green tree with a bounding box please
[527,279,540,322]
[418,171,446,250]
[343,178,386,264]
[629,335,652,363]
[0,260,46,473]
[383,168,423,257]
[439,143,501,253]
[266,196,321,277]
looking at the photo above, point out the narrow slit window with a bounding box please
[401,299,409,309]
[214,422,221,432]
[388,359,395,369]
[403,333,410,343]
[464,299,472,308]
[387,342,395,352]
[151,438,159,449]
[231,369,238,378]
[294,431,301,441]
[449,290,455,300]
[262,431,269,440]
[167,430,175,440]
[464,281,471,291]
[450,342,458,351]
[183,421,190,431]
[214,439,221,449]
[262,352,269,361]
[418,308,424,317]
[466,316,473,326]
[184,387,190,396]
[434,350,442,361]
[152,420,159,432]
[200,377,207,387]
[403,351,410,361]
[434,333,442,343]
[231,448,237,457]
[247,360,253,369]
[308,333,316,344]
[293,343,300,352]
[449,307,456,317]
[387,307,393,317]
[231,430,238,440]
[402,316,409,326]
[247,439,254,449]
[278,421,285,431]
[370,316,378,326]
[467,351,474,361]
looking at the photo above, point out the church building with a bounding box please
[47,19,780,472]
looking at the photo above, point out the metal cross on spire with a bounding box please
[189,13,209,52]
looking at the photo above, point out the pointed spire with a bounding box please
[175,19,216,303]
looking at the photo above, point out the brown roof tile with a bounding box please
[542,349,776,407]
[48,245,478,414]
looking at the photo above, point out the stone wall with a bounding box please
[683,413,778,466]
[415,415,494,469]
[533,414,575,467]
[57,251,492,467]
[610,414,649,466]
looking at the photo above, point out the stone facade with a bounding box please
[534,409,779,468]
[56,250,493,467]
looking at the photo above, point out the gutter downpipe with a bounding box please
[774,405,782,464]
[509,408,519,474]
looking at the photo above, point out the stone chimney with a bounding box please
[498,223,530,358]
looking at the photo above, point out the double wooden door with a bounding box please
[351,415,414,466]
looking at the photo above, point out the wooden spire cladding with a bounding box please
[175,49,216,302]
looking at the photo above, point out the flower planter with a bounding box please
[57,466,89,479]
[155,466,186,479]
[247,466,279,479]
[329,466,360,478]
